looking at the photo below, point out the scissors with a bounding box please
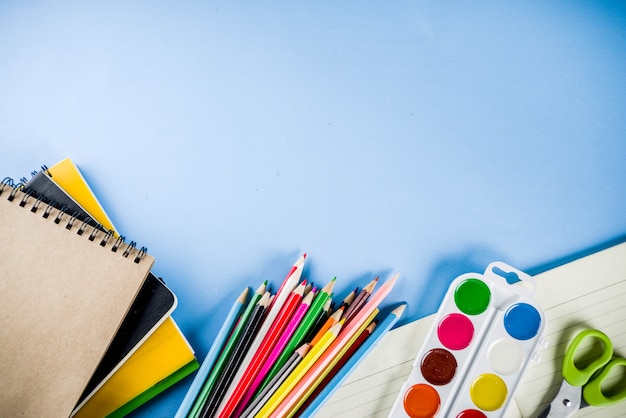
[537,329,626,417]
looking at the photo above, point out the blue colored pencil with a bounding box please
[174,287,250,418]
[199,292,271,418]
[298,303,406,417]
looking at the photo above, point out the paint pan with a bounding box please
[389,262,546,418]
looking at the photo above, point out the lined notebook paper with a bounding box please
[316,241,626,418]
[0,182,153,417]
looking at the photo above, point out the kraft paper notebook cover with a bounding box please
[25,165,178,373]
[0,181,154,417]
[316,239,626,418]
[22,166,179,400]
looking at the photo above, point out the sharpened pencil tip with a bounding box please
[329,320,344,335]
[259,291,272,306]
[393,303,407,316]
[323,278,336,293]
[256,281,268,293]
[296,343,311,357]
[238,287,250,303]
[386,273,399,286]
[294,254,306,270]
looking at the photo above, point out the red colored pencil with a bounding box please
[213,255,305,416]
[219,281,306,418]
[239,288,315,411]
[269,254,306,311]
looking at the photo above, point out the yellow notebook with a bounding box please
[0,180,153,417]
[73,317,197,417]
[47,157,119,234]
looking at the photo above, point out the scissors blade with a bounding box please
[538,380,582,418]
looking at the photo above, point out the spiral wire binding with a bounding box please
[30,194,47,214]
[1,176,148,264]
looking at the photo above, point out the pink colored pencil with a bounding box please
[213,255,305,417]
[218,280,306,418]
[237,288,316,412]
[268,274,398,418]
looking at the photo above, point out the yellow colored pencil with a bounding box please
[269,274,398,418]
[310,305,343,346]
[284,308,379,417]
[253,321,343,418]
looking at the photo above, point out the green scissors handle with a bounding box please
[583,357,626,406]
[562,329,626,407]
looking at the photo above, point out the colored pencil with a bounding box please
[187,283,266,418]
[296,321,376,415]
[340,287,358,311]
[269,254,306,312]
[239,288,315,411]
[259,278,335,395]
[268,274,398,418]
[343,276,378,323]
[240,344,310,418]
[304,281,314,295]
[174,287,249,418]
[214,255,305,417]
[224,281,307,418]
[198,292,270,418]
[310,305,343,346]
[299,304,406,416]
[302,298,332,344]
[254,321,343,418]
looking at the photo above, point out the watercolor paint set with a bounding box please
[389,262,546,418]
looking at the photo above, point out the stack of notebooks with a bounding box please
[176,255,405,418]
[0,158,199,417]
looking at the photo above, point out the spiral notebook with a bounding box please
[22,163,180,403]
[0,181,154,417]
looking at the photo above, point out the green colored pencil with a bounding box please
[257,277,335,394]
[188,281,266,418]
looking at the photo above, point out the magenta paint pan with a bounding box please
[389,262,546,418]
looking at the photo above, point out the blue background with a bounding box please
[1,1,625,416]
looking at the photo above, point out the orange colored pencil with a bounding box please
[310,305,343,346]
[268,274,398,418]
